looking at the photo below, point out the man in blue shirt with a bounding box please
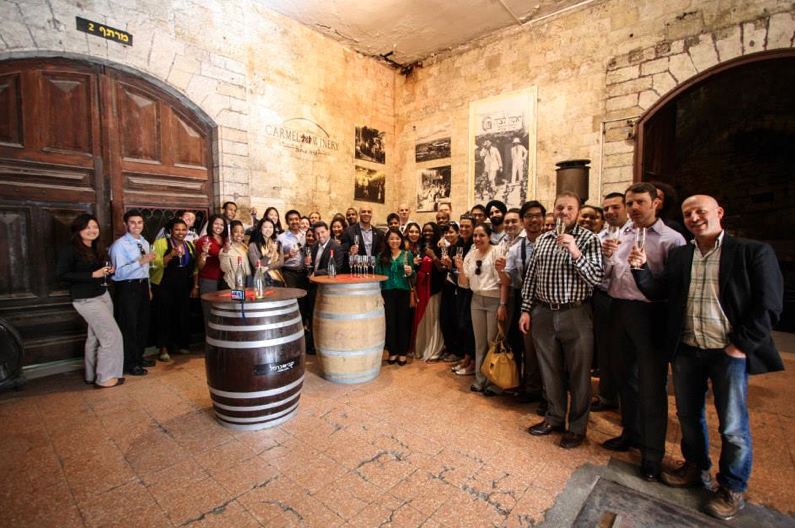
[110,211,156,376]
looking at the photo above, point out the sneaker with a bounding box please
[455,366,475,376]
[661,461,711,488]
[159,352,171,362]
[704,486,745,520]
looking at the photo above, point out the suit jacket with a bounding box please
[632,234,783,375]
[340,223,385,272]
[310,239,344,276]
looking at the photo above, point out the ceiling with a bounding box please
[257,0,595,66]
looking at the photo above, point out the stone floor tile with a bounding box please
[140,457,209,497]
[76,480,154,528]
[155,476,231,526]
[389,469,458,517]
[210,456,279,498]
[194,438,255,474]
[313,471,383,520]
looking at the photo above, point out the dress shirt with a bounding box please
[504,236,534,290]
[597,219,631,292]
[359,223,374,255]
[314,240,329,271]
[463,247,502,298]
[277,230,306,269]
[490,230,507,245]
[681,231,732,349]
[520,224,604,312]
[605,219,685,302]
[110,232,151,282]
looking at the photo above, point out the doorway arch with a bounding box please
[633,49,795,332]
[0,56,217,367]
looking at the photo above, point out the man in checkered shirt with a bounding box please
[519,191,604,449]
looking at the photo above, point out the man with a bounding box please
[589,192,629,414]
[600,183,685,482]
[386,213,400,230]
[630,195,783,520]
[543,213,555,232]
[341,205,385,267]
[435,209,450,233]
[155,210,198,242]
[397,203,414,233]
[486,200,507,244]
[519,192,603,449]
[306,222,344,277]
[345,207,359,227]
[479,139,502,188]
[498,201,546,408]
[308,211,321,224]
[201,201,257,236]
[501,207,522,247]
[277,210,307,289]
[577,205,601,233]
[438,202,452,217]
[109,211,156,376]
[510,137,528,184]
[471,204,487,226]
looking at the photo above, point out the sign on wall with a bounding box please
[76,17,132,46]
[469,87,537,208]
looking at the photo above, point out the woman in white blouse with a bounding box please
[455,223,510,396]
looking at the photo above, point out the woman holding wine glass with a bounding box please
[263,206,284,235]
[411,222,446,361]
[248,218,285,286]
[439,223,461,362]
[375,228,415,365]
[195,214,227,327]
[150,218,196,361]
[56,214,125,388]
[220,220,251,289]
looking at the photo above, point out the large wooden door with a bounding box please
[0,58,214,366]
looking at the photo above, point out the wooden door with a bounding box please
[0,58,214,366]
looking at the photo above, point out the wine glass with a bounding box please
[402,251,411,277]
[369,256,375,276]
[101,259,111,287]
[351,254,358,277]
[630,227,647,270]
[608,225,621,241]
[555,217,567,255]
[304,246,312,270]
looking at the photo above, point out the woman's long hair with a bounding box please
[263,207,283,234]
[421,222,442,257]
[403,221,422,253]
[329,216,348,242]
[380,228,405,267]
[70,213,103,263]
[206,214,228,241]
[250,218,280,258]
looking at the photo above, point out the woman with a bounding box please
[220,220,251,289]
[450,214,476,375]
[150,219,196,361]
[403,222,422,255]
[195,214,227,326]
[55,214,124,388]
[456,223,510,396]
[263,206,284,235]
[375,228,415,366]
[329,216,348,244]
[439,223,461,362]
[411,222,446,361]
[248,218,285,286]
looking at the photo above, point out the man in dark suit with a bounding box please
[303,221,344,354]
[340,205,385,272]
[629,194,783,521]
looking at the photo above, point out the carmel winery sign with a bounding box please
[265,118,340,156]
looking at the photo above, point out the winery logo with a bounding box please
[254,359,297,376]
[265,118,340,157]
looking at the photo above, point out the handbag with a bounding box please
[480,321,520,389]
[409,287,417,308]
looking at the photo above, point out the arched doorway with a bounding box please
[0,57,216,368]
[634,49,795,332]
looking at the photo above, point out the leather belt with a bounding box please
[116,278,148,284]
[534,299,588,311]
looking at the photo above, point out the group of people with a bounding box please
[56,185,783,521]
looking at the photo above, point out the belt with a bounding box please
[115,278,148,284]
[534,299,587,311]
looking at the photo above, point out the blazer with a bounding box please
[632,234,784,375]
[310,239,344,276]
[340,223,385,258]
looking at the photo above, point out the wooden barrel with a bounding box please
[203,289,306,431]
[313,279,385,383]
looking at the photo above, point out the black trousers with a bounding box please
[282,268,309,321]
[610,299,669,464]
[152,267,192,350]
[592,288,618,405]
[382,289,412,356]
[439,281,458,352]
[114,280,151,371]
[455,286,475,357]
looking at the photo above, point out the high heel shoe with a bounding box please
[387,357,397,364]
[397,357,407,366]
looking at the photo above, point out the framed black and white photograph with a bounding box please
[416,166,451,212]
[354,165,386,204]
[415,124,451,163]
[354,125,386,164]
[469,87,537,208]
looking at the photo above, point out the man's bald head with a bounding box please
[682,194,724,241]
[398,203,411,223]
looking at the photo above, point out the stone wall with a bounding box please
[395,0,795,222]
[0,0,396,222]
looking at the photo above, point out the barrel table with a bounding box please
[310,274,387,384]
[202,288,307,430]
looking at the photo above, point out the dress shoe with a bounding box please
[528,420,563,436]
[516,392,543,404]
[535,400,548,416]
[141,359,156,367]
[483,388,500,397]
[387,357,397,365]
[397,358,407,366]
[560,431,585,449]
[124,366,148,376]
[470,385,483,393]
[590,399,618,412]
[601,434,637,452]
[639,459,661,481]
[704,486,745,521]
[661,460,712,488]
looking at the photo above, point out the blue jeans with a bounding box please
[673,343,751,492]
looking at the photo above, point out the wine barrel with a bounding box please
[313,279,385,383]
[203,289,306,431]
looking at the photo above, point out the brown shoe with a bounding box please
[528,420,564,436]
[661,461,711,488]
[559,431,585,449]
[704,486,745,520]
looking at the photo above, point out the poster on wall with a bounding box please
[469,87,537,208]
[416,166,451,212]
[354,126,386,164]
[415,124,451,162]
[354,165,386,204]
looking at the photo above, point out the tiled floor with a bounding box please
[2,348,794,528]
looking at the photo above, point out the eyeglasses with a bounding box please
[475,260,483,276]
[136,243,146,256]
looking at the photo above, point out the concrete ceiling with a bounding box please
[258,0,595,66]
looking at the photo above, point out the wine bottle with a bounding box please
[235,256,245,290]
[253,261,266,299]
[328,250,336,279]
